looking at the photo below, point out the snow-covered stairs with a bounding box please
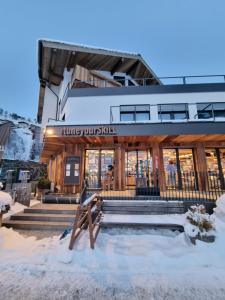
[100,199,185,232]
[3,203,77,231]
[102,199,185,214]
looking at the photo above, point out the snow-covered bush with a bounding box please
[0,182,3,190]
[185,205,215,239]
[214,194,225,218]
[0,191,13,213]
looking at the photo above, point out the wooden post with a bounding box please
[194,143,208,191]
[152,143,166,191]
[87,204,94,249]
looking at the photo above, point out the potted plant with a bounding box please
[36,177,51,199]
[185,204,215,245]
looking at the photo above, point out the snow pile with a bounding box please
[3,127,33,161]
[0,191,13,213]
[184,205,215,238]
[214,194,225,218]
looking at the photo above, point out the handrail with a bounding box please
[68,192,102,250]
[67,74,225,88]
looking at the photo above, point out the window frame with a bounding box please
[120,104,150,122]
[197,102,225,120]
[158,103,189,121]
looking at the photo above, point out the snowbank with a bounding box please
[0,191,13,212]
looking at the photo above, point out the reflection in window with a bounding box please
[158,104,189,121]
[197,103,225,119]
[120,105,150,122]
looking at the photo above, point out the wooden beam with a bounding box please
[126,60,139,76]
[110,58,124,75]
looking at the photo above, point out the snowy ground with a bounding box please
[1,198,225,299]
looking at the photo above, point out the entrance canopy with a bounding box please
[41,122,225,161]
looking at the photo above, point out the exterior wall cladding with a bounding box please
[60,84,225,125]
[42,71,225,197]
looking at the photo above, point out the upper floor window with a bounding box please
[197,103,225,119]
[120,105,150,122]
[158,104,189,121]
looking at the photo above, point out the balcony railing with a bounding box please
[59,75,225,114]
[110,102,225,124]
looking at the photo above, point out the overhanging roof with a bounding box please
[38,39,160,86]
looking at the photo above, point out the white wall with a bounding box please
[61,91,225,124]
[41,69,73,127]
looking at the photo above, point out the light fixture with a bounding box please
[46,129,54,135]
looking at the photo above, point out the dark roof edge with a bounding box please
[68,82,225,98]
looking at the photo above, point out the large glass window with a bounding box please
[163,148,196,189]
[197,103,225,119]
[205,148,225,189]
[120,105,150,122]
[158,104,189,121]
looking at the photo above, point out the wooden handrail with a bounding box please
[68,193,102,250]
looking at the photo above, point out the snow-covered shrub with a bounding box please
[214,194,225,218]
[185,205,215,239]
[0,182,3,190]
[0,191,13,213]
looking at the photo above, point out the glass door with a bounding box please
[126,150,152,188]
[85,149,115,189]
[85,150,100,188]
[101,150,114,190]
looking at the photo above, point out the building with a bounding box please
[37,39,225,196]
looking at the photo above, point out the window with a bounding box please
[120,105,150,122]
[197,103,225,119]
[197,103,213,119]
[158,104,189,121]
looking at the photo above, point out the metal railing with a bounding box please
[110,102,225,124]
[68,75,225,88]
[88,171,225,203]
[58,74,225,114]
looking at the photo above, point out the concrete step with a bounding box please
[102,200,185,214]
[23,208,77,215]
[103,210,184,215]
[23,204,77,214]
[100,222,184,232]
[10,213,75,222]
[3,220,71,231]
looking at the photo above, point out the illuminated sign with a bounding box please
[62,126,117,136]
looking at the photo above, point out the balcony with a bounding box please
[110,102,225,124]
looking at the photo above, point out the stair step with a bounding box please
[10,213,75,222]
[3,220,72,231]
[100,222,184,232]
[23,208,76,215]
[103,210,184,215]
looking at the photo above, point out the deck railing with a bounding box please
[88,171,225,203]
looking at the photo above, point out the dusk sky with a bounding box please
[0,0,225,119]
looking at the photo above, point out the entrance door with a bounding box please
[85,150,114,189]
[125,150,152,188]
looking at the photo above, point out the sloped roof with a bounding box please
[38,39,160,86]
[0,122,11,147]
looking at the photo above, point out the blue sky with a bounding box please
[0,0,225,119]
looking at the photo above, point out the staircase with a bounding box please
[102,199,185,214]
[100,199,185,232]
[3,203,77,231]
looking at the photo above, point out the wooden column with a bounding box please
[194,143,208,191]
[152,143,166,191]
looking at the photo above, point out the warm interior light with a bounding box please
[46,129,54,135]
